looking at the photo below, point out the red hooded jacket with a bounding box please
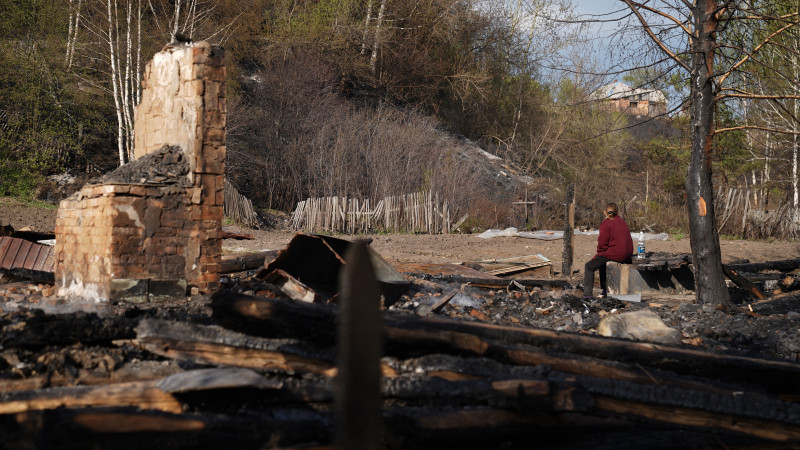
[595,216,633,262]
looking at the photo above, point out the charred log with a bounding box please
[211,291,800,399]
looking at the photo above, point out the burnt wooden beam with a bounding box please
[220,250,277,274]
[135,319,398,378]
[1,311,135,348]
[727,258,800,274]
[723,264,768,299]
[431,290,458,313]
[211,291,800,399]
[135,319,337,376]
[746,290,800,316]
[562,184,575,276]
[335,241,382,450]
[632,253,691,271]
[0,381,182,415]
[408,275,571,290]
[5,407,334,449]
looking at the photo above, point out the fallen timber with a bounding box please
[728,258,800,274]
[2,291,800,448]
[211,290,800,400]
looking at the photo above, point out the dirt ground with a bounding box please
[0,199,59,233]
[222,229,800,272]
[1,196,797,274]
[3,197,800,364]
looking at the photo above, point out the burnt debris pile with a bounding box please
[89,145,191,187]
[2,238,800,449]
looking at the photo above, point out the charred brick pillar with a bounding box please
[54,42,225,302]
[134,42,226,295]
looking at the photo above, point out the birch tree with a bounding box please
[66,0,83,69]
[740,1,800,210]
[80,0,143,165]
[76,0,235,166]
[618,0,800,306]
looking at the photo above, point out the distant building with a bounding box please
[589,81,667,117]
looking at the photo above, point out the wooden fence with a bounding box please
[224,178,265,229]
[290,191,451,234]
[715,186,800,239]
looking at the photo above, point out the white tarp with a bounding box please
[477,227,669,241]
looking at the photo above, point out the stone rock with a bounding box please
[597,309,682,345]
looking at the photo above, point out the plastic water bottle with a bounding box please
[637,231,645,260]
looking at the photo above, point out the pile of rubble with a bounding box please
[2,232,800,448]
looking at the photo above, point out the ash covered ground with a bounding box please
[0,226,798,385]
[2,269,799,386]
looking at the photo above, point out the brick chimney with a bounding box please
[54,42,225,302]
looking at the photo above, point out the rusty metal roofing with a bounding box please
[0,236,55,273]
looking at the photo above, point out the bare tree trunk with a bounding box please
[172,0,181,37]
[107,0,126,165]
[123,0,135,161]
[370,0,386,75]
[793,95,799,208]
[764,133,772,209]
[136,0,142,105]
[360,0,373,55]
[66,0,83,69]
[66,0,76,63]
[686,0,730,307]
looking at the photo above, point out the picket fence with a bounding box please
[715,186,800,239]
[223,178,264,229]
[290,191,451,234]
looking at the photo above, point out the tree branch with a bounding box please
[620,0,691,72]
[717,16,800,86]
[714,124,800,136]
[624,0,692,36]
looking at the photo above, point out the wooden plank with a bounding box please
[156,368,281,393]
[70,411,205,433]
[0,237,12,264]
[11,240,32,269]
[135,319,336,376]
[262,268,319,303]
[33,246,52,271]
[0,381,182,414]
[596,397,800,442]
[482,262,551,276]
[22,244,42,270]
[134,319,402,378]
[1,237,22,269]
[431,290,459,313]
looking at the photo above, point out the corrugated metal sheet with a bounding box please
[0,236,54,272]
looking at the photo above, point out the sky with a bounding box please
[571,0,628,37]
[572,0,624,17]
[569,0,686,99]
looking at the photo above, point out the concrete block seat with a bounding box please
[606,252,695,295]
